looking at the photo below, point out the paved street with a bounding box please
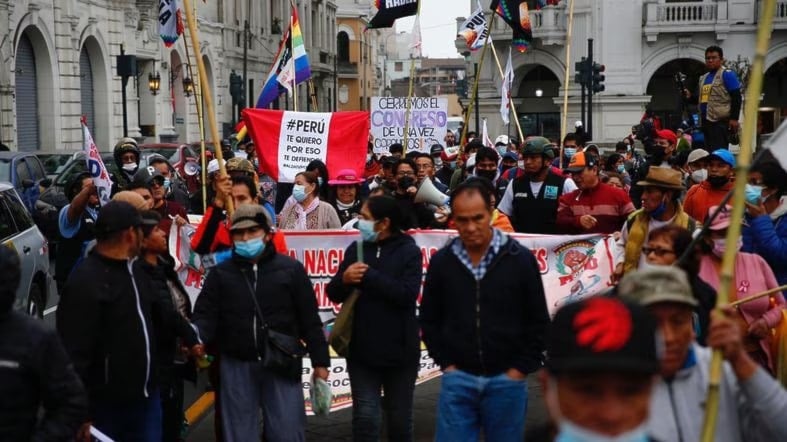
[186,373,548,441]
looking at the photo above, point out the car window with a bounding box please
[0,192,20,240]
[39,154,71,176]
[15,159,31,188]
[54,157,87,187]
[2,189,33,231]
[28,157,46,181]
[0,159,10,182]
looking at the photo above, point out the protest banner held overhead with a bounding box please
[80,117,112,207]
[370,96,449,154]
[243,109,369,183]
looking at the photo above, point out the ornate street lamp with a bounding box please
[148,71,161,95]
[183,76,194,97]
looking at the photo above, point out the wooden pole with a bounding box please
[290,13,298,112]
[460,27,491,149]
[559,0,576,169]
[403,55,418,151]
[489,43,524,144]
[182,0,232,213]
[729,284,787,308]
[699,1,776,440]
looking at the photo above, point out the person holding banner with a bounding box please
[421,179,550,441]
[192,204,330,442]
[55,172,99,291]
[278,171,341,230]
[327,195,422,442]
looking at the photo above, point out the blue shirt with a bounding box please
[450,228,505,281]
[699,69,741,117]
[58,204,98,239]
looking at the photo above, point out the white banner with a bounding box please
[370,97,448,154]
[170,227,616,413]
[277,111,332,183]
[81,120,112,207]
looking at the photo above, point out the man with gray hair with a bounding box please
[618,266,787,442]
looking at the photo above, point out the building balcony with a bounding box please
[758,0,787,30]
[337,61,359,78]
[643,0,729,42]
[489,4,567,46]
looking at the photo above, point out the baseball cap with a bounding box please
[708,204,732,231]
[328,169,364,185]
[653,129,678,145]
[687,148,709,164]
[618,266,698,308]
[495,135,509,146]
[547,297,659,374]
[226,157,256,175]
[502,151,519,162]
[230,204,271,232]
[430,144,444,156]
[94,201,144,235]
[564,151,597,173]
[709,149,736,168]
[131,166,164,188]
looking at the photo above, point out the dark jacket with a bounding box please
[138,256,199,383]
[0,311,88,441]
[56,253,158,415]
[326,234,422,367]
[420,234,550,376]
[393,192,436,230]
[192,248,330,369]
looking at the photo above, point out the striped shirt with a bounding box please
[556,182,635,234]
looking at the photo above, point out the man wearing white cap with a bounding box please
[685,148,710,188]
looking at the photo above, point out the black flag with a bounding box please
[490,0,534,52]
[368,0,419,29]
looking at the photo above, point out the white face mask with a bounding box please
[691,169,708,183]
[122,162,138,172]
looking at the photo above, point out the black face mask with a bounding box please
[476,169,497,182]
[707,175,729,188]
[398,176,415,191]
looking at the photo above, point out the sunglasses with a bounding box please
[641,247,675,257]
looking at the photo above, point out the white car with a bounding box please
[0,182,56,318]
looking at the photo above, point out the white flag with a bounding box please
[765,119,787,172]
[500,47,514,125]
[482,119,493,148]
[159,0,181,47]
[458,2,491,51]
[81,118,112,207]
[277,58,295,93]
[410,15,422,58]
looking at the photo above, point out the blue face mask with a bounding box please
[357,219,379,243]
[556,420,649,442]
[616,164,626,174]
[649,201,668,219]
[292,184,308,203]
[745,184,763,205]
[163,178,171,190]
[234,237,265,259]
[564,147,577,159]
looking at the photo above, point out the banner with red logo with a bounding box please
[242,109,369,183]
[170,225,616,413]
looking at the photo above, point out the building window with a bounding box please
[337,31,350,63]
[395,62,403,72]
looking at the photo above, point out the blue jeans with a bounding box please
[347,358,419,442]
[92,390,162,442]
[435,370,528,442]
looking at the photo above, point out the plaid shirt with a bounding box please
[451,228,505,281]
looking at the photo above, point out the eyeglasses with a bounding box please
[641,247,675,257]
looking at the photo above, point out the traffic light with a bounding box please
[229,70,244,105]
[574,57,590,86]
[591,63,605,93]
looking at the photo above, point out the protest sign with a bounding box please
[243,109,369,183]
[170,226,616,413]
[370,97,448,154]
[81,118,112,207]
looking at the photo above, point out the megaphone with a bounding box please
[184,161,200,177]
[414,178,449,207]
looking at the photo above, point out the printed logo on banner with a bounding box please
[370,97,448,154]
[278,112,332,183]
[553,238,603,308]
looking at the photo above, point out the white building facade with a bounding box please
[0,0,337,152]
[460,0,787,144]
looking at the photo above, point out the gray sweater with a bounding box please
[647,343,787,442]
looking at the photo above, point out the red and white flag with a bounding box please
[80,117,112,206]
[500,47,514,125]
[243,109,369,183]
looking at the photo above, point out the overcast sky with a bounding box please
[396,2,472,58]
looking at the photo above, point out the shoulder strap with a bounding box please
[240,266,267,327]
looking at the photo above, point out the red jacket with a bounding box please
[190,205,287,255]
[557,182,635,234]
[683,180,734,222]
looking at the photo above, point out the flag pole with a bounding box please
[460,20,490,149]
[402,8,421,153]
[180,20,208,213]
[559,0,576,169]
[290,11,298,112]
[182,0,232,213]
[489,43,524,143]
[699,0,776,440]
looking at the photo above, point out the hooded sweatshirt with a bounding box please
[743,196,787,286]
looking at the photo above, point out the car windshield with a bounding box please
[0,159,10,182]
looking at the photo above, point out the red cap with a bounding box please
[653,129,677,145]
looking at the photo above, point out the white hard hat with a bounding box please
[494,135,509,146]
[575,120,583,128]
[207,159,225,175]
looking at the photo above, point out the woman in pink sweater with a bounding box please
[698,205,785,374]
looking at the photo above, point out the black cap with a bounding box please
[132,165,165,188]
[546,297,659,375]
[94,201,143,235]
[430,144,444,156]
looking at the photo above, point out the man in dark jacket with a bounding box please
[0,246,88,441]
[57,201,162,441]
[420,179,550,441]
[56,172,99,291]
[192,204,329,442]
